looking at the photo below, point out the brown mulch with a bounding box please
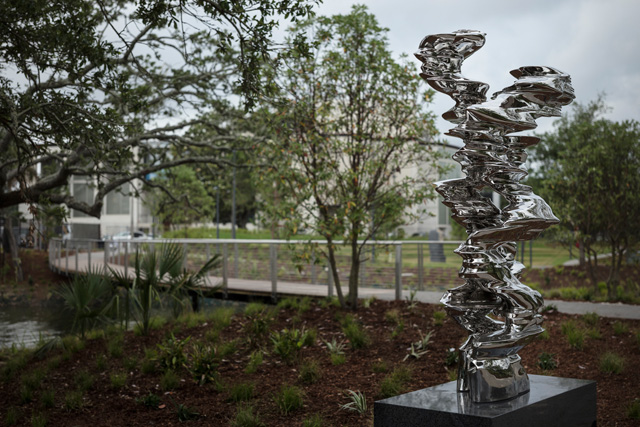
[1,297,639,427]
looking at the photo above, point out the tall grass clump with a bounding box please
[379,366,412,398]
[274,385,304,415]
[231,404,265,427]
[600,352,624,374]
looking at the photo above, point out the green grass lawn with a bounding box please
[162,227,574,269]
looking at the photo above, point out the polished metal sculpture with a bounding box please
[415,30,574,403]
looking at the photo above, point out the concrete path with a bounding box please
[50,252,640,320]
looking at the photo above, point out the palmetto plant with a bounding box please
[110,243,221,336]
[57,267,114,338]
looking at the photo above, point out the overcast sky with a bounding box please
[305,0,639,142]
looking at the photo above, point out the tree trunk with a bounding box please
[585,245,598,293]
[347,237,360,309]
[578,237,585,266]
[3,217,23,282]
[327,241,346,308]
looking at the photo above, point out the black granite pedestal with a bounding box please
[374,375,596,427]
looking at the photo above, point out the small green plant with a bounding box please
[403,343,428,361]
[74,370,94,391]
[210,307,235,330]
[187,343,219,385]
[362,296,376,308]
[299,359,322,384]
[5,406,19,426]
[229,382,255,402]
[40,389,55,408]
[95,354,107,370]
[445,348,459,366]
[613,321,629,335]
[20,385,33,404]
[432,310,447,326]
[330,353,346,365]
[566,328,585,350]
[157,333,190,371]
[600,352,624,374]
[372,360,388,373]
[627,398,640,420]
[379,366,412,398]
[30,412,47,427]
[123,357,138,371]
[64,390,84,411]
[323,337,346,355]
[173,400,200,422]
[46,356,61,371]
[302,414,324,427]
[161,369,180,391]
[21,368,45,392]
[110,372,127,389]
[340,389,368,415]
[277,297,300,310]
[342,322,370,349]
[274,384,304,415]
[271,328,311,362]
[405,289,418,311]
[586,328,602,339]
[136,392,162,409]
[538,329,550,340]
[446,368,457,381]
[581,312,599,326]
[218,339,239,359]
[107,334,124,359]
[537,352,558,370]
[231,404,265,427]
[245,351,263,374]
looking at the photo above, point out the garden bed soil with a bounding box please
[1,298,639,426]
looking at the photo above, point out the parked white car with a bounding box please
[106,230,150,251]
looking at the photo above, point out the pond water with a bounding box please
[0,298,246,350]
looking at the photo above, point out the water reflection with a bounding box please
[0,298,245,349]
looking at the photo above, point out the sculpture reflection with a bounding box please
[415,30,574,403]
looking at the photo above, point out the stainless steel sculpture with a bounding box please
[415,30,574,403]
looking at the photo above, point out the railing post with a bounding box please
[104,241,109,268]
[233,242,239,278]
[222,243,228,294]
[75,241,79,272]
[311,249,317,285]
[270,243,277,301]
[418,243,424,291]
[395,244,402,300]
[183,242,188,270]
[124,241,129,279]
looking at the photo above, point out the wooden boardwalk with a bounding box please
[49,251,441,303]
[48,250,640,319]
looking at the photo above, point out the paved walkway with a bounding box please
[50,252,640,320]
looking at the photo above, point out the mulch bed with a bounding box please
[1,297,639,426]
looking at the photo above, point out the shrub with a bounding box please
[323,337,346,355]
[299,359,322,384]
[271,328,311,362]
[379,366,412,398]
[445,348,459,366]
[136,393,161,409]
[600,352,624,374]
[229,383,255,402]
[157,334,190,371]
[110,372,127,389]
[187,343,219,386]
[30,412,47,427]
[537,352,558,370]
[277,297,300,310]
[384,309,402,325]
[613,321,629,335]
[432,310,447,326]
[41,389,55,408]
[372,360,388,373]
[274,385,304,415]
[161,369,180,391]
[64,390,84,411]
[581,312,599,326]
[74,370,94,391]
[340,390,368,415]
[245,351,263,374]
[586,328,601,339]
[174,401,200,422]
[627,399,640,420]
[566,328,585,350]
[342,322,370,349]
[331,353,346,366]
[218,339,239,359]
[231,404,265,427]
[210,307,235,330]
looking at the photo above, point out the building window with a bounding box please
[72,182,93,218]
[106,185,130,215]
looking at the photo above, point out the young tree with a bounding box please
[531,99,640,298]
[257,5,443,308]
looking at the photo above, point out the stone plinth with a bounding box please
[374,375,596,427]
